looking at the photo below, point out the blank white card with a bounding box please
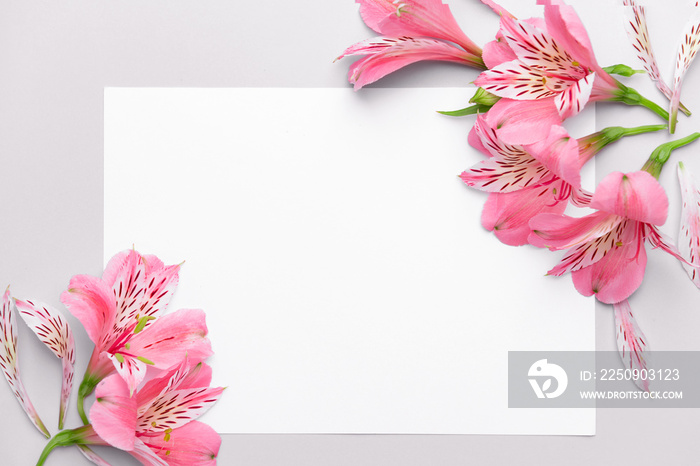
[104,88,594,434]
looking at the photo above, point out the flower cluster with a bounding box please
[1,249,223,465]
[339,0,700,388]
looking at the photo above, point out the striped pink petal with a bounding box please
[670,13,700,132]
[529,210,621,251]
[460,154,555,193]
[0,288,50,438]
[15,298,75,429]
[571,224,648,304]
[129,438,170,466]
[136,385,224,434]
[338,36,481,90]
[622,2,673,101]
[553,72,594,118]
[475,59,573,101]
[102,249,180,337]
[479,0,515,19]
[106,352,148,397]
[677,162,700,286]
[77,445,113,466]
[614,299,650,392]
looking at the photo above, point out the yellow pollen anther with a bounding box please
[114,353,125,364]
[152,421,157,427]
[124,343,131,350]
[166,451,171,456]
[572,61,580,67]
[616,241,624,247]
[134,315,157,334]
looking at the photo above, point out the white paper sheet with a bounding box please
[105,87,595,434]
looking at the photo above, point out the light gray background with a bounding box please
[1,0,699,464]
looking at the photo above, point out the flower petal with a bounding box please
[677,162,700,286]
[475,60,568,100]
[526,125,584,188]
[130,308,213,371]
[91,374,138,451]
[366,0,481,54]
[613,299,650,392]
[529,210,620,250]
[622,2,673,101]
[553,72,594,119]
[0,288,50,437]
[339,36,479,90]
[571,225,647,304]
[137,421,221,466]
[484,98,563,145]
[670,12,700,132]
[460,153,554,193]
[103,249,181,336]
[77,445,113,466]
[482,35,517,69]
[15,299,75,429]
[591,171,668,225]
[61,274,116,347]
[136,384,224,434]
[482,181,568,246]
[129,438,169,466]
[107,353,148,397]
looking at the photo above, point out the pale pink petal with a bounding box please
[677,162,700,286]
[107,353,148,397]
[499,15,586,79]
[0,288,50,438]
[622,2,673,101]
[468,121,489,157]
[529,211,620,250]
[670,14,700,132]
[15,299,75,429]
[591,171,668,225]
[614,299,650,391]
[137,360,213,411]
[339,36,480,90]
[129,438,169,466]
[77,445,113,466]
[482,181,568,246]
[138,421,221,466]
[91,374,138,451]
[570,187,593,207]
[137,385,224,434]
[484,98,563,145]
[367,0,481,54]
[129,308,213,370]
[646,224,697,267]
[544,219,630,276]
[61,274,116,347]
[470,114,522,159]
[572,226,647,303]
[526,125,584,188]
[475,60,568,100]
[553,72,594,119]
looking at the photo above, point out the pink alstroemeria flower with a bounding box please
[530,171,677,303]
[61,249,213,423]
[337,0,486,89]
[0,287,50,438]
[475,2,619,119]
[36,360,223,466]
[15,298,75,430]
[460,114,665,245]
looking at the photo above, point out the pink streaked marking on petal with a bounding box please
[553,72,594,119]
[460,154,555,193]
[614,299,650,392]
[136,385,224,434]
[475,60,567,101]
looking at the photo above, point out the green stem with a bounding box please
[615,85,669,121]
[619,124,668,137]
[642,132,700,178]
[36,426,95,466]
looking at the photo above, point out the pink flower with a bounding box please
[529,171,672,303]
[36,360,223,466]
[90,360,223,465]
[337,0,485,89]
[61,249,212,422]
[475,2,618,119]
[460,115,664,245]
